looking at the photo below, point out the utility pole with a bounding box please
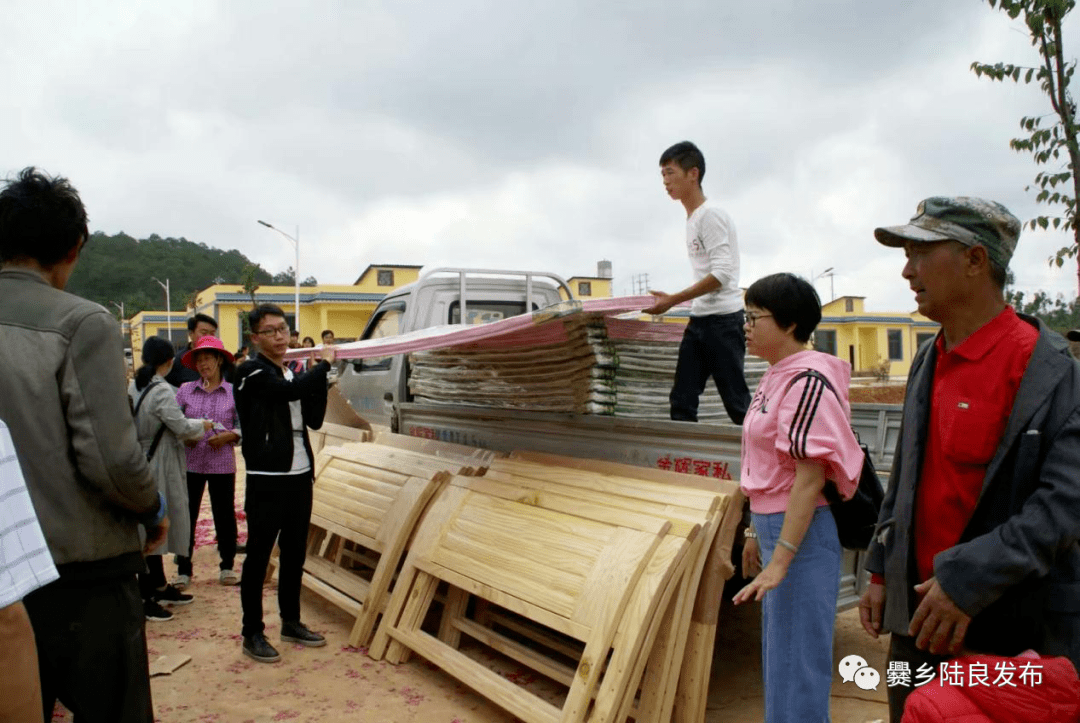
[152,277,171,340]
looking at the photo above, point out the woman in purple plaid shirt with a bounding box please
[174,335,242,588]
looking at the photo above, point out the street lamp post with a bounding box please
[151,277,171,339]
[257,220,300,334]
[813,267,835,302]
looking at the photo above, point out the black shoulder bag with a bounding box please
[133,381,168,462]
[786,370,885,550]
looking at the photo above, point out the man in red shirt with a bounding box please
[860,197,1080,720]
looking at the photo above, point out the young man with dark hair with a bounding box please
[166,312,219,387]
[321,329,335,345]
[234,304,335,663]
[645,141,751,425]
[0,167,167,721]
[861,197,1080,720]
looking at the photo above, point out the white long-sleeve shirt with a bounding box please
[686,203,743,316]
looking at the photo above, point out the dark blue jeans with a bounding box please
[670,311,751,424]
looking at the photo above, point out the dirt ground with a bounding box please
[53,476,890,723]
[848,385,905,405]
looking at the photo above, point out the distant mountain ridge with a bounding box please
[66,231,310,316]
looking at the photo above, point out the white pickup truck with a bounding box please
[336,267,902,607]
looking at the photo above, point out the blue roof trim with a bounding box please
[137,314,187,323]
[820,315,939,327]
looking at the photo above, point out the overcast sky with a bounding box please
[5,1,1079,312]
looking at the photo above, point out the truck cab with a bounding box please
[337,268,572,428]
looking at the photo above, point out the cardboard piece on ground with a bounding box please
[150,654,192,677]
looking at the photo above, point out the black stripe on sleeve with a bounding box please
[788,376,825,459]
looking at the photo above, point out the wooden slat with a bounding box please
[388,626,562,723]
[452,616,576,686]
[302,555,371,605]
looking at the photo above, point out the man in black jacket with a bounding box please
[234,304,335,663]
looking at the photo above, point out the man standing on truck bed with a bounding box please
[860,197,1080,720]
[234,304,335,663]
[645,141,751,425]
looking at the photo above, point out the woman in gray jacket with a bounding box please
[130,337,212,621]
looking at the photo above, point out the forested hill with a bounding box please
[67,231,276,315]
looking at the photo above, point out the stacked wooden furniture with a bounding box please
[276,441,492,648]
[307,421,371,455]
[367,454,741,723]
[506,452,745,723]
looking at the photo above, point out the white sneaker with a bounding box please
[171,574,191,590]
[219,569,240,586]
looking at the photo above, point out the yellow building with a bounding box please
[129,310,191,353]
[563,275,613,300]
[563,260,615,300]
[814,296,939,377]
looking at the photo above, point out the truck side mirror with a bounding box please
[350,359,364,372]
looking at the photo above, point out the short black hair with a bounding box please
[744,273,822,344]
[188,313,217,332]
[659,141,705,184]
[248,304,287,334]
[135,336,176,390]
[0,167,89,266]
[321,329,334,339]
[290,329,299,338]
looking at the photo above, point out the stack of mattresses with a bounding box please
[605,318,768,423]
[367,451,742,723]
[271,441,495,648]
[408,316,618,414]
[407,312,767,423]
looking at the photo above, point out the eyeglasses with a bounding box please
[745,312,773,328]
[255,324,291,338]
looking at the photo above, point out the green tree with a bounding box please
[1007,287,1080,331]
[66,232,276,315]
[972,0,1080,294]
[270,267,318,286]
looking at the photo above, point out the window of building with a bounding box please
[814,329,837,356]
[578,281,592,296]
[887,329,903,361]
[844,298,854,313]
[377,269,394,286]
[916,332,936,350]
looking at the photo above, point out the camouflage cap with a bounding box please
[874,197,1021,270]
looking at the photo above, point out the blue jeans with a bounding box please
[670,312,750,424]
[754,506,842,723]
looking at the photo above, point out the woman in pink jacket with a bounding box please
[733,273,865,723]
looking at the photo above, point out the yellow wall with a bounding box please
[563,276,614,300]
[353,266,422,294]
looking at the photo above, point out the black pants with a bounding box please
[886,633,948,722]
[137,555,167,600]
[240,473,313,638]
[23,575,154,723]
[670,311,751,424]
[176,472,238,576]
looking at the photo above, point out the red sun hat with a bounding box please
[182,335,235,370]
